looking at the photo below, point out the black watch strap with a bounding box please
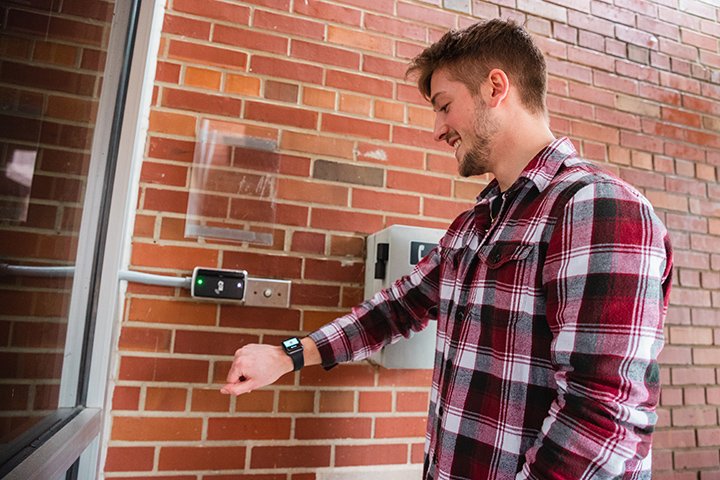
[282,337,304,371]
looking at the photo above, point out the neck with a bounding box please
[489,113,555,192]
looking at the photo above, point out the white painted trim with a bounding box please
[58,0,135,411]
[77,0,169,477]
[3,409,101,480]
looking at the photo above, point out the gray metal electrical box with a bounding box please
[365,225,445,369]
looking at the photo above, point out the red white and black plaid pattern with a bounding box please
[310,137,673,480]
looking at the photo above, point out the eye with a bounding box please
[439,103,449,113]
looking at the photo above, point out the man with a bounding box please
[221,19,673,479]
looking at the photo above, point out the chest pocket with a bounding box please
[479,242,536,268]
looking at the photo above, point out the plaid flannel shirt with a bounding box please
[309,137,673,479]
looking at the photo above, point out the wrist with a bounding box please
[281,336,304,372]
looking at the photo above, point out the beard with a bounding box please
[458,100,498,178]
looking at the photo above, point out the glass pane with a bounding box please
[0,0,116,454]
[185,119,281,246]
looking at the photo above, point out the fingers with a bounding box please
[220,379,255,396]
[226,348,249,383]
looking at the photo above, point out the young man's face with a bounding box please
[430,68,498,178]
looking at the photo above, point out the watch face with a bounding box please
[283,337,302,353]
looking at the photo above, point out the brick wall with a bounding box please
[0,0,114,441]
[107,0,720,478]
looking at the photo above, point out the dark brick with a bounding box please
[312,159,384,187]
[264,80,299,102]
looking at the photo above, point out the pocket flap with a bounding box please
[479,243,535,269]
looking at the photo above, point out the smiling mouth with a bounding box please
[448,136,462,151]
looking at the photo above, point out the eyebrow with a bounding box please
[430,91,445,108]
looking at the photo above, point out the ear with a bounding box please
[485,68,510,108]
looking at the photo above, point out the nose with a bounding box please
[433,114,448,143]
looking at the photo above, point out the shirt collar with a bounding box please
[476,137,578,202]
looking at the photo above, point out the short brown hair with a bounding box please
[407,19,547,115]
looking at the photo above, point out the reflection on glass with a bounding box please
[0,0,115,458]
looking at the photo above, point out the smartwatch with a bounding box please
[281,337,304,371]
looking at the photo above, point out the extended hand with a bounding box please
[220,343,293,396]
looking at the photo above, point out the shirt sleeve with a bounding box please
[309,243,442,369]
[520,180,673,479]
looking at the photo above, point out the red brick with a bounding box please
[291,231,325,254]
[352,189,419,215]
[311,208,383,234]
[168,40,247,69]
[547,58,593,84]
[356,143,425,170]
[387,170,451,197]
[304,258,364,283]
[568,46,614,71]
[363,55,408,79]
[672,406,718,427]
[278,390,315,413]
[335,444,408,466]
[254,10,324,40]
[364,13,426,41]
[207,417,291,440]
[131,243,218,271]
[128,298,216,326]
[251,446,331,468]
[375,416,427,438]
[163,14,210,40]
[245,101,318,129]
[251,56,323,84]
[190,388,230,412]
[293,0,361,26]
[326,70,393,98]
[147,136,195,162]
[378,369,433,387]
[698,427,720,447]
[140,162,188,187]
[397,392,430,412]
[396,1,456,28]
[674,449,720,470]
[118,356,209,383]
[321,112,389,140]
[163,88,241,116]
[145,387,187,412]
[319,391,355,412]
[174,330,257,356]
[212,25,287,55]
[329,235,365,257]
[281,131,355,159]
[104,447,154,472]
[111,417,202,441]
[291,40,360,69]
[118,327,172,353]
[301,364,375,387]
[159,446,247,470]
[219,305,301,331]
[290,283,341,307]
[172,0,250,23]
[222,251,302,279]
[112,386,141,410]
[296,417,371,439]
[327,26,392,55]
[359,391,392,412]
[234,390,276,412]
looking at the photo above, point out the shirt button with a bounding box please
[490,251,501,263]
[454,309,464,321]
[438,405,444,417]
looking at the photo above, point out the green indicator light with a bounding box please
[197,278,204,285]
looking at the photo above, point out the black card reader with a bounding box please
[191,267,247,302]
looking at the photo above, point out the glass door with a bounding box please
[0,0,138,475]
